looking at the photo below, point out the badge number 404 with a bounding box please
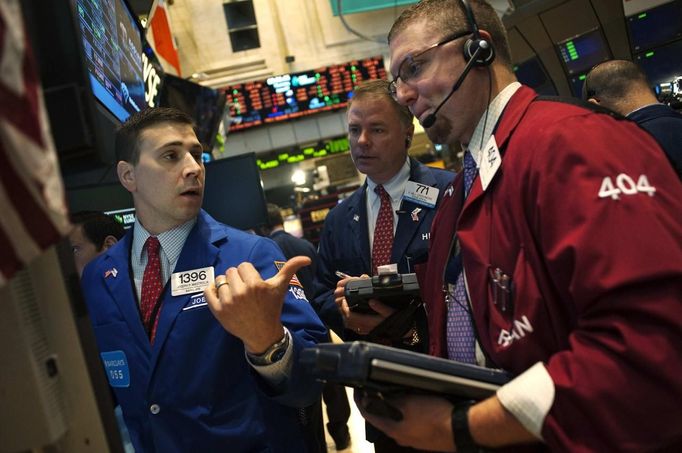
[598,174,656,200]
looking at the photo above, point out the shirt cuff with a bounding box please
[496,361,555,440]
[245,327,294,385]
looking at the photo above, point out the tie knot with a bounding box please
[145,236,161,256]
[374,184,389,200]
[463,150,476,172]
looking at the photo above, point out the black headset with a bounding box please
[460,0,495,67]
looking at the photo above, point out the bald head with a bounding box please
[583,60,658,115]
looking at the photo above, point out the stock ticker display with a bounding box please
[221,56,387,132]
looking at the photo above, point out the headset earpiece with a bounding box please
[463,37,495,66]
[460,0,495,67]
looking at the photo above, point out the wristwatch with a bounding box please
[247,329,290,366]
[451,401,478,453]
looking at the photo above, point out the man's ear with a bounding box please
[587,98,600,105]
[406,124,415,149]
[101,235,119,251]
[117,160,136,192]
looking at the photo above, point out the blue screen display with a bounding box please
[557,28,611,75]
[636,39,682,87]
[627,0,682,53]
[76,0,146,122]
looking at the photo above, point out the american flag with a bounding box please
[146,0,182,76]
[0,0,71,287]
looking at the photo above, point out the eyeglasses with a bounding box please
[389,30,471,99]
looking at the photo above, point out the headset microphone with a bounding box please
[421,43,486,128]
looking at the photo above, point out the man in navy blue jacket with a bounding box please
[584,59,682,177]
[312,79,453,453]
[81,107,326,452]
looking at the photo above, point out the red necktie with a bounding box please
[140,236,163,343]
[371,185,394,275]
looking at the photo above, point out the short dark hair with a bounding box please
[266,203,284,228]
[388,0,512,68]
[115,107,195,164]
[348,79,414,128]
[70,211,126,250]
[583,60,651,101]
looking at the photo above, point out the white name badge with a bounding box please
[479,135,501,191]
[403,181,440,208]
[171,266,215,296]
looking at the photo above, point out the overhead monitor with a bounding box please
[202,153,268,231]
[513,56,557,96]
[159,74,227,149]
[66,183,136,229]
[556,28,611,76]
[75,0,147,122]
[222,56,386,133]
[627,0,682,53]
[568,72,588,98]
[635,39,682,88]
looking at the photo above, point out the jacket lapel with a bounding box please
[391,160,437,265]
[347,185,371,273]
[103,233,149,348]
[463,86,537,211]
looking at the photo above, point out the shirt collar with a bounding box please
[626,102,662,117]
[366,157,411,202]
[466,81,522,167]
[132,218,197,264]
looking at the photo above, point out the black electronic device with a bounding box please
[300,342,512,401]
[345,273,420,314]
[159,74,227,149]
[202,153,268,231]
[24,0,151,179]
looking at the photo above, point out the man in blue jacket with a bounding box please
[584,59,682,177]
[81,107,327,452]
[313,79,453,453]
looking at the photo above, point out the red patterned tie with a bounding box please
[140,236,163,343]
[371,185,394,275]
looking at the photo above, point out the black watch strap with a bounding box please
[451,401,478,453]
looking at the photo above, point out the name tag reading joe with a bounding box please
[171,266,214,296]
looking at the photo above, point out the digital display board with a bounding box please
[221,56,386,132]
[76,0,146,122]
[556,28,611,76]
[627,0,682,53]
[636,39,682,88]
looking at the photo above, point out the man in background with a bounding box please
[584,59,682,177]
[69,211,126,277]
[314,79,453,452]
[80,107,326,452]
[261,202,352,451]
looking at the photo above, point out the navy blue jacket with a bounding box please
[313,159,453,337]
[628,104,682,177]
[82,210,327,453]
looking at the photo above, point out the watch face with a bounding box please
[269,347,286,364]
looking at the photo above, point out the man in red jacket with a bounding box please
[356,1,682,452]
